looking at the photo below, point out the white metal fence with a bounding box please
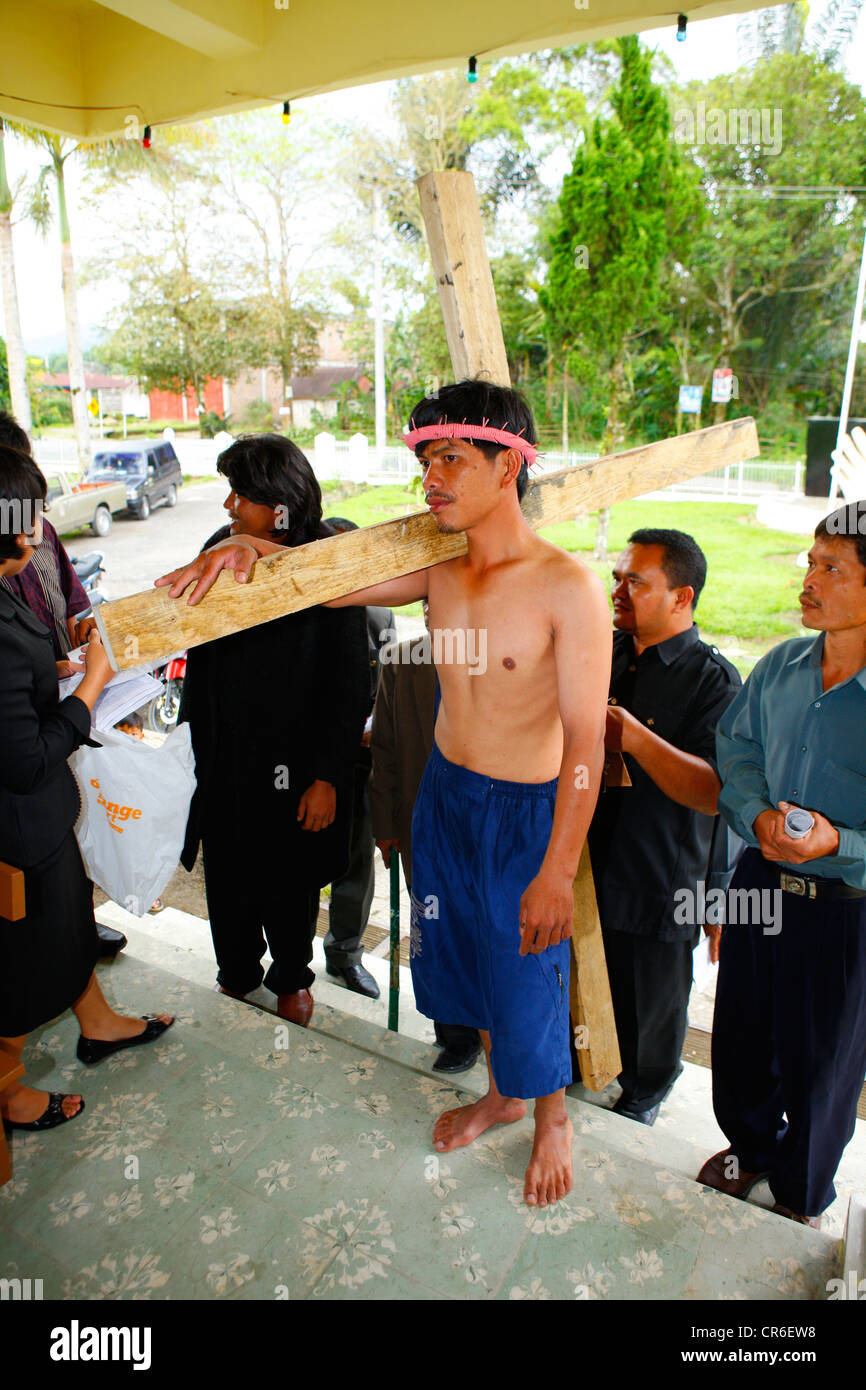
[32,431,805,500]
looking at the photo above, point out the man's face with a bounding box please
[800,535,866,633]
[224,489,282,541]
[418,438,515,533]
[611,543,691,645]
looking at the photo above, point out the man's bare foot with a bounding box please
[524,1114,573,1207]
[1,1084,83,1125]
[433,1092,526,1152]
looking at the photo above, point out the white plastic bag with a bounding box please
[69,724,196,916]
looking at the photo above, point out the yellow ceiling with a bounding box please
[1,0,776,141]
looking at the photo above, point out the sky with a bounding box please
[2,3,865,361]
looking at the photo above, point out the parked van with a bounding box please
[86,441,183,520]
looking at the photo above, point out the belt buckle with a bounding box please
[780,872,816,899]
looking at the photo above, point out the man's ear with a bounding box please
[500,448,523,489]
[673,585,695,614]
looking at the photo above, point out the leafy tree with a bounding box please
[542,36,701,452]
[672,53,866,424]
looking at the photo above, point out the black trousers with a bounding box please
[324,763,375,969]
[601,924,695,1109]
[712,848,866,1217]
[201,831,320,996]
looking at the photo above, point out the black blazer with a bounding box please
[0,589,95,869]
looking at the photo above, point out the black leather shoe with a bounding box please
[326,963,380,999]
[77,1015,175,1065]
[612,1096,661,1126]
[433,1046,482,1075]
[97,923,127,959]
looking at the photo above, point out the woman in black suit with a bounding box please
[171,434,370,1028]
[0,446,174,1132]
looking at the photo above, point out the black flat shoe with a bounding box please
[4,1092,85,1131]
[97,922,127,959]
[76,1015,175,1065]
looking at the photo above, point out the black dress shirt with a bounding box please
[588,625,741,941]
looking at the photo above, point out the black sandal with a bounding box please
[76,1015,175,1065]
[4,1092,86,1131]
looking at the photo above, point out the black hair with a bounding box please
[815,502,866,579]
[408,379,536,502]
[116,711,144,732]
[216,433,325,540]
[0,410,32,456]
[627,528,707,610]
[0,444,47,561]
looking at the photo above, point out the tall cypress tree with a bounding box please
[542,36,701,455]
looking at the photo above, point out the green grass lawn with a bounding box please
[327,488,809,676]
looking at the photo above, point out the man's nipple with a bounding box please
[502,657,516,670]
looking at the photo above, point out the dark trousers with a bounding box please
[400,847,479,1058]
[602,925,695,1109]
[712,848,866,1217]
[201,832,320,996]
[325,763,375,969]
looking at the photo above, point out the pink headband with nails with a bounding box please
[402,420,539,468]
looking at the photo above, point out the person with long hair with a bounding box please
[174,434,370,1026]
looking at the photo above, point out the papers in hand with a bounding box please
[59,647,164,732]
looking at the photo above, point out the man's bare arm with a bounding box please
[324,571,429,609]
[519,563,612,955]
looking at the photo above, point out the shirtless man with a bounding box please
[156,383,611,1206]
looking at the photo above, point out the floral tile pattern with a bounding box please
[0,954,843,1301]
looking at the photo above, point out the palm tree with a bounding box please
[23,131,93,468]
[0,119,33,432]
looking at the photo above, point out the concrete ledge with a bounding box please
[842,1194,866,1295]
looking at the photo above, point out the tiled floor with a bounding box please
[0,951,845,1301]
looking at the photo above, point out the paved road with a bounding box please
[59,479,230,601]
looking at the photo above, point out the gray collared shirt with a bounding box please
[716,633,866,890]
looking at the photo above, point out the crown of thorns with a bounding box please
[402,418,539,468]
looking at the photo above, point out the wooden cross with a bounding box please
[95,171,758,1090]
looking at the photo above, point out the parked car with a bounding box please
[85,441,183,520]
[44,470,128,537]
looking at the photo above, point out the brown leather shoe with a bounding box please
[276,989,314,1027]
[697,1147,771,1198]
[772,1203,822,1229]
[215,984,247,1002]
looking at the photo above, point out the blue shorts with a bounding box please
[410,743,572,1099]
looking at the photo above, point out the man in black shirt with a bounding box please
[587,529,741,1124]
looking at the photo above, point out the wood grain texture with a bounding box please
[96,416,759,670]
[416,171,510,386]
[570,843,622,1091]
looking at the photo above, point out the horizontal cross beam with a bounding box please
[95,416,758,671]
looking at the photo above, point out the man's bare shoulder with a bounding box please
[534,537,606,601]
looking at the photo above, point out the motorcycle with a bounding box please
[146,651,187,733]
[70,549,109,606]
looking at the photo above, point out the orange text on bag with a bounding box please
[90,778,143,834]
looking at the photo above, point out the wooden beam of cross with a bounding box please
[94,171,759,1091]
